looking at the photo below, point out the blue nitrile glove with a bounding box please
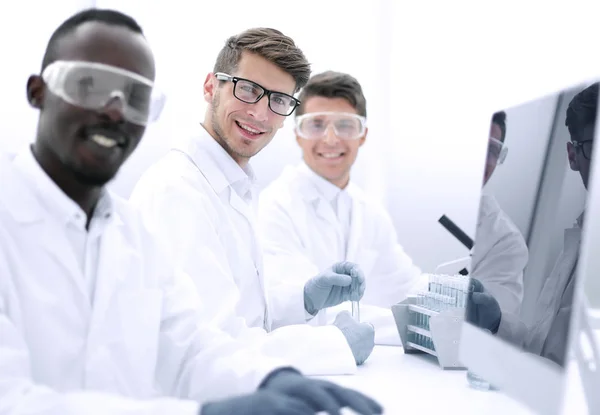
[259,368,383,415]
[304,261,366,316]
[333,311,375,365]
[466,278,502,334]
[200,390,315,415]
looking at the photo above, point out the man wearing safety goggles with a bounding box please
[466,111,529,330]
[258,71,424,344]
[0,8,381,415]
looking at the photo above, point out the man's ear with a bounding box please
[203,73,216,103]
[27,75,45,109]
[567,141,580,171]
[358,127,368,147]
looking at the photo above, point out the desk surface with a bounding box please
[315,346,535,415]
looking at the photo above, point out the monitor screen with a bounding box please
[459,81,598,414]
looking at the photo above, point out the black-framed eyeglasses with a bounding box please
[573,139,594,160]
[215,72,300,116]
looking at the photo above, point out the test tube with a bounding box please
[450,277,458,306]
[351,301,360,322]
[442,276,449,297]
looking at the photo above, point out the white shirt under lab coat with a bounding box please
[497,214,582,368]
[0,149,288,415]
[129,126,356,375]
[469,192,529,315]
[258,163,423,345]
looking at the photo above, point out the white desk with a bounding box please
[314,346,535,414]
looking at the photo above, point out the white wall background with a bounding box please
[3,0,600,277]
[0,0,94,154]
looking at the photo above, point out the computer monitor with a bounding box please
[459,80,599,415]
[570,84,600,414]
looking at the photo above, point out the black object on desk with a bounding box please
[438,214,474,275]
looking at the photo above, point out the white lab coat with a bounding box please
[469,192,529,315]
[497,215,582,367]
[129,127,356,375]
[0,150,288,415]
[258,163,423,345]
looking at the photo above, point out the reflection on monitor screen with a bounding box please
[459,81,598,415]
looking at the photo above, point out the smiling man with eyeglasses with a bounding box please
[130,29,383,384]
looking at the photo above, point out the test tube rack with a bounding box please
[391,275,469,370]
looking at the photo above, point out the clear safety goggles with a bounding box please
[295,111,367,140]
[488,136,508,165]
[42,60,166,126]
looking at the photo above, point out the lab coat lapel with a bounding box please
[229,187,272,331]
[89,216,129,336]
[530,226,581,351]
[38,223,88,298]
[0,163,90,304]
[560,227,581,288]
[297,172,345,260]
[229,190,253,227]
[345,188,362,261]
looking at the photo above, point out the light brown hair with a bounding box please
[296,71,367,117]
[213,27,310,93]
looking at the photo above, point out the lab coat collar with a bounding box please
[296,163,356,204]
[174,124,256,198]
[299,163,343,203]
[4,146,116,226]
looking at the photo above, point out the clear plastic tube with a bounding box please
[351,301,360,322]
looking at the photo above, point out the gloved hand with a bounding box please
[259,368,383,415]
[466,278,502,334]
[200,390,316,415]
[333,311,375,365]
[304,261,366,315]
[199,390,315,415]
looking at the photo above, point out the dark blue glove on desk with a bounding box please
[262,368,383,414]
[466,278,502,334]
[200,389,315,415]
[200,368,383,415]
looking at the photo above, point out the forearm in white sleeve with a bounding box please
[0,302,200,415]
[154,269,292,405]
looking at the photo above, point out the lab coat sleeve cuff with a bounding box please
[269,283,312,329]
[268,325,357,375]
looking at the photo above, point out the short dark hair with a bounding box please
[491,111,507,142]
[296,71,367,117]
[566,82,599,141]
[213,27,310,93]
[41,8,144,71]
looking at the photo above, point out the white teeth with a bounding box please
[321,153,343,159]
[91,134,118,148]
[238,122,261,134]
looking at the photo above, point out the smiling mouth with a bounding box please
[90,134,119,148]
[236,120,265,137]
[318,152,345,159]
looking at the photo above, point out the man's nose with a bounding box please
[322,125,341,145]
[246,95,270,122]
[99,92,126,123]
